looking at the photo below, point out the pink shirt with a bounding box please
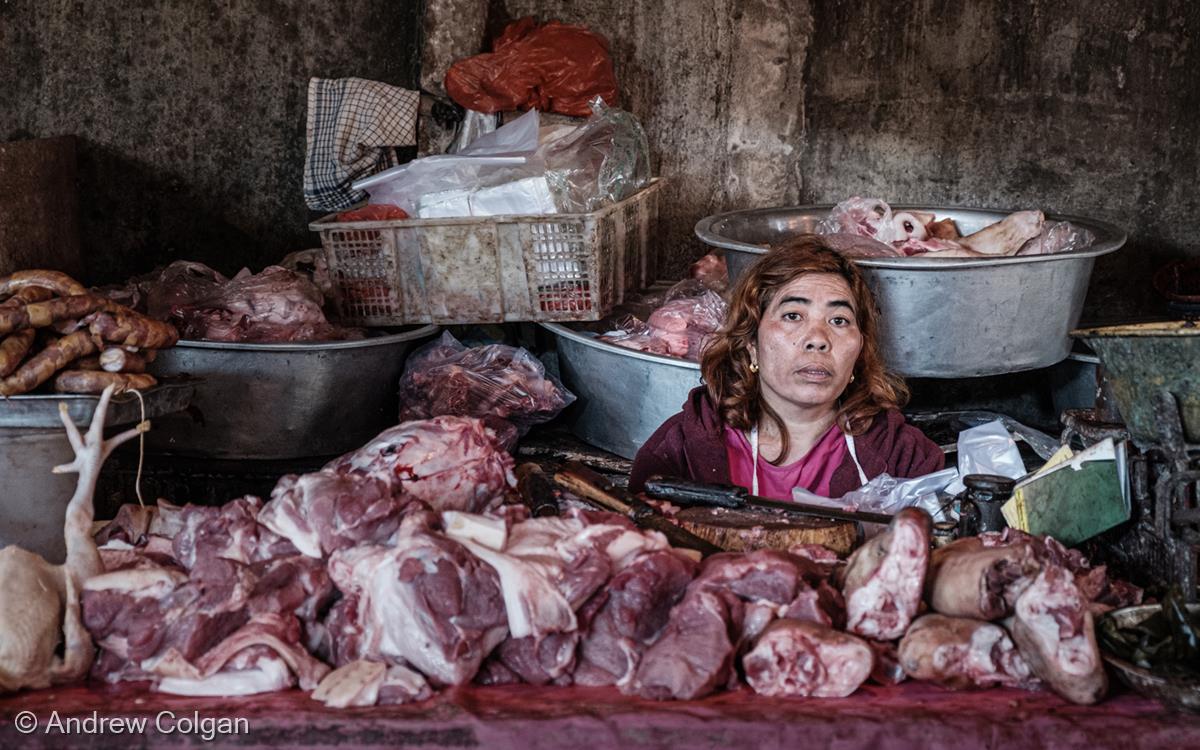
[723,423,848,500]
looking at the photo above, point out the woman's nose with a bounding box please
[803,325,831,351]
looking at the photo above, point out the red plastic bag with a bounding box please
[445,18,619,117]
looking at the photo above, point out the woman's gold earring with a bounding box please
[749,361,759,373]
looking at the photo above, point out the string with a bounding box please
[131,387,147,507]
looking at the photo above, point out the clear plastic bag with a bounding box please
[542,97,651,212]
[793,468,960,521]
[172,266,363,343]
[816,197,899,243]
[944,419,1027,496]
[397,331,576,444]
[354,110,547,217]
[1016,221,1096,256]
[448,110,499,155]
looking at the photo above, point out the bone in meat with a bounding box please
[840,507,931,640]
[959,210,1045,256]
[1008,565,1107,705]
[898,614,1037,690]
[743,619,874,698]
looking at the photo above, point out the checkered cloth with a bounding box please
[303,77,419,212]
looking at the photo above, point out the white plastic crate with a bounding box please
[309,179,662,325]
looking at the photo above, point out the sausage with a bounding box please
[0,331,98,396]
[86,310,179,349]
[0,329,35,377]
[0,295,108,337]
[53,370,157,395]
[0,270,87,299]
[98,347,149,373]
[72,355,103,371]
[0,286,55,307]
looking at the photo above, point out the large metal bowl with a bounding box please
[542,322,701,459]
[146,326,439,460]
[695,205,1126,378]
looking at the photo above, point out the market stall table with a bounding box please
[2,681,1198,749]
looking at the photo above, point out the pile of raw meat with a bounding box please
[103,258,362,343]
[85,425,1140,707]
[816,197,1095,259]
[598,255,729,361]
[397,331,575,448]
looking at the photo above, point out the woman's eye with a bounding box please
[783,312,802,321]
[831,316,851,326]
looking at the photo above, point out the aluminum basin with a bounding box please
[695,205,1125,378]
[146,326,439,459]
[542,322,701,459]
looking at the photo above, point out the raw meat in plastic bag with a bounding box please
[143,261,228,321]
[542,97,651,212]
[445,18,619,118]
[689,253,729,291]
[599,289,727,361]
[397,332,576,444]
[817,197,899,244]
[1017,221,1096,256]
[171,266,363,343]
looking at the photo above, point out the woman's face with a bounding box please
[751,273,864,416]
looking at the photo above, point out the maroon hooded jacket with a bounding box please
[629,387,945,497]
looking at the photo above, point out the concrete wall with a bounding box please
[499,0,1200,322]
[0,0,422,283]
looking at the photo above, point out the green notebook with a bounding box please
[1001,438,1130,546]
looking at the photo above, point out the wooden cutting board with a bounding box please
[676,506,858,556]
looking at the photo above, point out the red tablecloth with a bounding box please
[2,682,1198,749]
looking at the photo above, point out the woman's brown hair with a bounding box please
[700,234,909,463]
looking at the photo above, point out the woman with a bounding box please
[629,235,943,500]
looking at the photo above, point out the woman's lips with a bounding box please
[795,365,833,381]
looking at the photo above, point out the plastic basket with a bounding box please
[310,179,662,325]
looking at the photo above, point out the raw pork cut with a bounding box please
[628,588,743,700]
[823,232,904,258]
[574,550,697,687]
[311,660,432,708]
[898,614,1036,690]
[743,619,874,698]
[323,512,508,686]
[628,549,843,700]
[1008,565,1107,705]
[325,416,516,513]
[257,472,403,559]
[171,496,297,569]
[445,510,669,685]
[840,508,931,640]
[925,536,1039,620]
[959,210,1044,256]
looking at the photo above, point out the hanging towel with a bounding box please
[303,77,419,211]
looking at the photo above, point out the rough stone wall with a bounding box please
[499,0,1200,322]
[0,0,422,283]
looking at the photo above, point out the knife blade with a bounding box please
[642,475,894,526]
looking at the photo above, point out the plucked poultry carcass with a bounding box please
[0,386,147,692]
